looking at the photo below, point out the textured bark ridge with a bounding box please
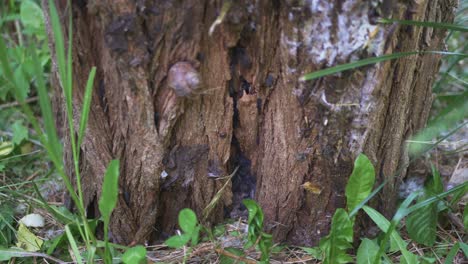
[50,0,455,245]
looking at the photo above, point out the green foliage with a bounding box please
[363,205,417,262]
[243,199,273,263]
[20,0,45,36]
[11,120,28,146]
[377,18,468,32]
[165,208,201,249]
[319,209,354,264]
[464,203,468,231]
[122,245,147,264]
[356,238,379,264]
[0,205,14,247]
[98,159,120,263]
[345,154,375,213]
[300,51,465,82]
[405,166,443,246]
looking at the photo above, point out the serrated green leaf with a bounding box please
[319,209,353,264]
[243,199,260,225]
[346,154,375,213]
[11,121,28,146]
[165,233,191,248]
[357,238,379,264]
[122,245,147,264]
[179,208,197,234]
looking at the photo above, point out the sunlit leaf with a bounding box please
[319,209,353,264]
[178,208,197,234]
[16,223,43,252]
[356,238,379,264]
[0,142,14,157]
[122,245,147,264]
[165,233,191,248]
[20,0,45,31]
[345,154,375,213]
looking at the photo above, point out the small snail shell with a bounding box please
[167,62,200,97]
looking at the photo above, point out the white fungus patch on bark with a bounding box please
[283,0,381,66]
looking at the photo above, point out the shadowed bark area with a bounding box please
[48,0,455,245]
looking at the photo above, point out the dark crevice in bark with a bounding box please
[227,136,256,219]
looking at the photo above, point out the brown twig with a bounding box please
[0,96,39,110]
[215,247,257,264]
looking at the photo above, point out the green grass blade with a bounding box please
[47,0,67,93]
[374,193,419,264]
[378,18,468,32]
[30,46,62,161]
[77,67,96,150]
[65,225,83,264]
[300,51,467,81]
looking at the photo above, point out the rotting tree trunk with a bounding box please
[47,0,456,245]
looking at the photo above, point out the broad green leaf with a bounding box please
[406,167,443,246]
[378,18,468,32]
[16,223,43,252]
[356,238,379,264]
[178,208,197,234]
[98,160,120,221]
[191,225,201,246]
[122,245,147,264]
[0,142,13,157]
[165,233,191,248]
[345,154,375,213]
[319,209,353,264]
[20,0,45,31]
[11,121,28,146]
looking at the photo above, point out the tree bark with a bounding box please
[49,0,455,245]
